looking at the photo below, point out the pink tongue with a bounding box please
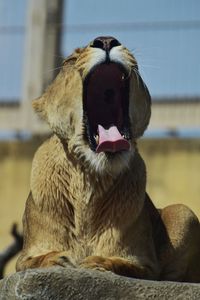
[96,125,130,153]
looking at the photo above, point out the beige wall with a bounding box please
[0,138,43,276]
[139,139,200,214]
[0,138,200,276]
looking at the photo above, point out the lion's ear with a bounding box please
[32,95,47,119]
[129,71,151,138]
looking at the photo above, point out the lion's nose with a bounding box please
[91,36,121,52]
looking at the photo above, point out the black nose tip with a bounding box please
[91,36,121,52]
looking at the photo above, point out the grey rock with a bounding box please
[0,267,200,300]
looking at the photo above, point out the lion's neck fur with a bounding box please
[31,135,146,238]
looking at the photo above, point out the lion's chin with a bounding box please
[73,142,135,176]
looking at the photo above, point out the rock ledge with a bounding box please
[0,267,200,299]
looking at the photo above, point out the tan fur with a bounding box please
[16,39,200,282]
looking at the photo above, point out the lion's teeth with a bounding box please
[94,135,99,143]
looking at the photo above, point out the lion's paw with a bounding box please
[79,256,113,272]
[40,251,76,268]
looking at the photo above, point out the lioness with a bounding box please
[16,37,200,282]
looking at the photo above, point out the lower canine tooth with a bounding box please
[95,135,99,143]
[122,74,125,80]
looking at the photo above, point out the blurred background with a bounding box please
[0,0,200,276]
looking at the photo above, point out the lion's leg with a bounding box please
[16,193,76,272]
[159,204,200,282]
[16,251,75,271]
[80,256,156,279]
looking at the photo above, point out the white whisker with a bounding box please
[44,66,63,74]
[139,64,160,70]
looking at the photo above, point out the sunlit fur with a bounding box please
[33,43,151,175]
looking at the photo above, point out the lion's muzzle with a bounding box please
[83,37,131,153]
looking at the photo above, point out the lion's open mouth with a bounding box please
[83,63,131,153]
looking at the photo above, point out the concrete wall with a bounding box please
[0,138,200,276]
